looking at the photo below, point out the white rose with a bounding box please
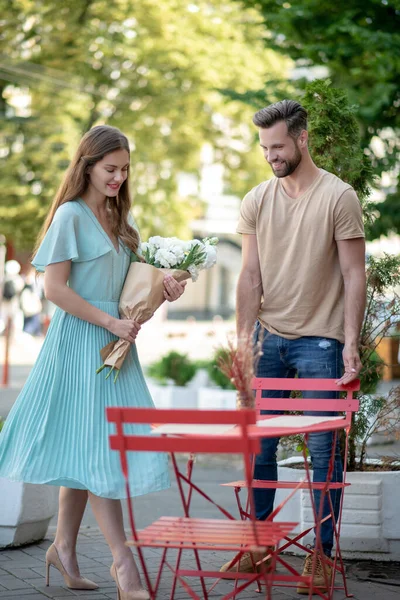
[148,236,168,249]
[203,245,217,269]
[155,248,178,268]
[188,264,200,281]
[186,239,203,251]
[169,245,185,263]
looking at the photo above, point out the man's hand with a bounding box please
[336,344,362,386]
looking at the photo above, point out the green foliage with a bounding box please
[236,0,400,239]
[306,85,400,470]
[0,418,4,432]
[147,351,198,387]
[359,351,385,395]
[147,348,238,390]
[0,0,290,251]
[349,250,400,469]
[206,348,236,390]
[301,80,374,207]
[368,192,400,240]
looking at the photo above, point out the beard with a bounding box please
[270,145,302,178]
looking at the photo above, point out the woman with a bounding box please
[0,125,186,600]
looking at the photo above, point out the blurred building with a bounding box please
[167,144,242,320]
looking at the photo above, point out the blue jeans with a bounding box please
[253,324,344,557]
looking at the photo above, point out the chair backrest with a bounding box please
[107,407,260,478]
[251,377,360,414]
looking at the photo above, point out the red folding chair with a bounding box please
[220,377,360,599]
[107,407,299,599]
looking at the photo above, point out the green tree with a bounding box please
[302,83,400,470]
[0,0,289,250]
[303,81,374,206]
[235,0,400,239]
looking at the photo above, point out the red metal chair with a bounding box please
[220,377,360,599]
[106,407,299,599]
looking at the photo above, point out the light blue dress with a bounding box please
[0,199,170,499]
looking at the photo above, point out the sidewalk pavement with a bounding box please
[1,528,399,600]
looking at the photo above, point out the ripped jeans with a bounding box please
[253,324,344,557]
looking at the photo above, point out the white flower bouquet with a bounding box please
[97,236,218,381]
[141,235,218,280]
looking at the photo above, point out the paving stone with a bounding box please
[0,596,48,600]
[0,590,43,598]
[32,582,68,593]
[1,568,40,580]
[0,559,44,570]
[0,576,34,591]
[1,550,32,560]
[62,596,109,600]
[19,547,47,557]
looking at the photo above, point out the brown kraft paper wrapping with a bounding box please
[99,262,191,371]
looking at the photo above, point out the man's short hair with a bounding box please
[253,100,308,138]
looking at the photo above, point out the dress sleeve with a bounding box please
[32,204,80,272]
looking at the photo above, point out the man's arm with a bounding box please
[236,234,263,339]
[336,237,366,385]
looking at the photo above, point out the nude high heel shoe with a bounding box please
[45,543,99,590]
[110,563,150,600]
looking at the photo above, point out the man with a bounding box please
[221,100,366,594]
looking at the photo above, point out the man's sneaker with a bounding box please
[297,553,332,595]
[220,549,273,574]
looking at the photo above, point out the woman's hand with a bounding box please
[109,318,141,343]
[163,275,187,302]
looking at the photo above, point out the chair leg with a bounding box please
[192,547,208,599]
[170,548,183,600]
[153,547,168,597]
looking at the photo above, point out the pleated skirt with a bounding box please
[0,301,170,499]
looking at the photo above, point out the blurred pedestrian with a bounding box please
[1,259,24,336]
[20,268,43,336]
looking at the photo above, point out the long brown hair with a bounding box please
[33,125,141,257]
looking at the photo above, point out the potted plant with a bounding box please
[197,347,237,410]
[146,350,200,408]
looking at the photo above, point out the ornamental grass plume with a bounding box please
[217,332,263,409]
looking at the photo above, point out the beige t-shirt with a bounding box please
[237,169,364,343]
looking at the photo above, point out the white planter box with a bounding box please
[147,381,198,408]
[0,479,58,548]
[146,378,236,410]
[198,388,236,410]
[275,458,400,560]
